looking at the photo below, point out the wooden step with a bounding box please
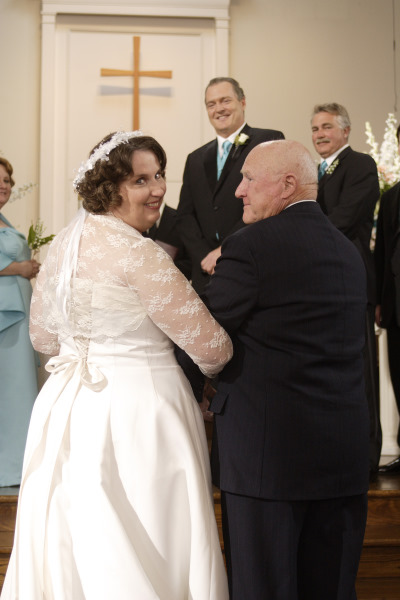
[2,474,400,597]
[0,494,17,591]
[355,577,400,599]
[356,475,400,597]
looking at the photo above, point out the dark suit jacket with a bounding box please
[177,124,284,293]
[204,202,370,501]
[145,205,191,280]
[375,181,400,327]
[316,146,379,304]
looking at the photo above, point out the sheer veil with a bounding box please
[55,207,88,328]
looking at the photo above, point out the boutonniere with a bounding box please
[232,132,250,158]
[234,132,249,147]
[326,159,339,176]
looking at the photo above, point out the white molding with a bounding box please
[41,1,230,19]
[215,18,229,74]
[39,14,58,234]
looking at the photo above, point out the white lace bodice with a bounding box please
[30,213,232,377]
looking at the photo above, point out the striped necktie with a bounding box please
[217,140,232,179]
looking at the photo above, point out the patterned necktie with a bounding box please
[217,140,232,180]
[318,160,328,181]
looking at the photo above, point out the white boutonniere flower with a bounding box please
[326,159,339,175]
[232,132,250,158]
[234,133,250,147]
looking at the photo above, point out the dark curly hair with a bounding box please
[0,157,15,187]
[75,133,167,214]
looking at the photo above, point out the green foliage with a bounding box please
[27,220,55,253]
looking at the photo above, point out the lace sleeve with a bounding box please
[29,248,60,356]
[29,214,232,374]
[126,238,233,377]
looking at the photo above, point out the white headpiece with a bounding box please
[73,130,144,190]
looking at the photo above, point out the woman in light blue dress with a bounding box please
[0,157,40,486]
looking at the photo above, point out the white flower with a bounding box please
[326,159,339,176]
[365,113,400,195]
[73,130,144,189]
[365,113,400,251]
[234,133,250,147]
[9,182,37,203]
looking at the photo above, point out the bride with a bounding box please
[1,132,232,600]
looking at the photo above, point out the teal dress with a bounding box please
[0,213,38,486]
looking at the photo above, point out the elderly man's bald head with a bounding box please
[236,140,318,224]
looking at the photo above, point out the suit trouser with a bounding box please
[386,323,400,446]
[221,490,368,600]
[365,305,382,470]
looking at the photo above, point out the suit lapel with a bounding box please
[213,125,252,196]
[204,140,218,193]
[318,146,351,189]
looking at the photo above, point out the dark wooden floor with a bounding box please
[2,472,400,598]
[355,473,400,598]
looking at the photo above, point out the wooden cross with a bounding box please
[100,36,173,130]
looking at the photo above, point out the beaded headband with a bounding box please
[72,130,144,189]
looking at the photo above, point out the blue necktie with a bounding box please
[318,160,328,181]
[217,140,232,180]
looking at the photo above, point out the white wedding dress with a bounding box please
[1,213,231,600]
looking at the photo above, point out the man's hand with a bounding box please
[200,247,222,275]
[375,304,382,327]
[199,378,217,422]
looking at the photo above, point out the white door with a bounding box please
[50,16,217,229]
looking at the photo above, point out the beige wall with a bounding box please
[0,0,41,233]
[0,0,399,235]
[230,0,399,155]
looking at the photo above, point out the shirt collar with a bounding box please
[217,123,247,155]
[156,202,165,228]
[322,144,349,167]
[284,200,316,210]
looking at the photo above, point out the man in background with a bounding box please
[311,102,381,477]
[177,76,284,293]
[376,124,400,474]
[202,140,369,599]
[143,202,191,280]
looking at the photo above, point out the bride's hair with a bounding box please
[75,133,167,214]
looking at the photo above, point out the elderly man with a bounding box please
[202,140,369,599]
[311,103,381,477]
[177,76,284,293]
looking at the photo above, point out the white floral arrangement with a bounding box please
[9,182,37,203]
[365,113,400,196]
[365,113,400,251]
